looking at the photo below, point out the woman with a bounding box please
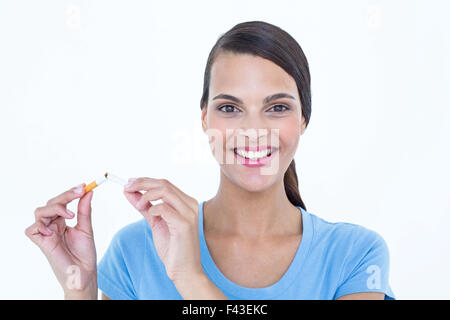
[25,21,395,300]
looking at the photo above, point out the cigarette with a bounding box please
[84,172,108,193]
[105,172,127,187]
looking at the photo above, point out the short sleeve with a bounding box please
[97,223,143,300]
[334,228,395,300]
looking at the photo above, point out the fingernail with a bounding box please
[74,183,84,194]
[66,209,75,217]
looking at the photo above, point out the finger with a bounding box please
[148,202,187,232]
[153,179,198,212]
[123,190,152,216]
[27,221,54,236]
[34,203,76,223]
[25,221,53,246]
[122,189,159,228]
[124,190,161,228]
[125,178,195,212]
[46,183,86,206]
[75,190,94,234]
[136,186,191,218]
[123,177,161,192]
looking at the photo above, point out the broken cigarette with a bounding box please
[84,172,108,193]
[83,172,128,193]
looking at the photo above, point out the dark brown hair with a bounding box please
[199,21,311,211]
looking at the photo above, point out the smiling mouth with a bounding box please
[232,147,276,160]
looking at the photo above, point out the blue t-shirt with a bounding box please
[97,201,395,300]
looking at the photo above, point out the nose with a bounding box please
[236,114,270,145]
[240,110,269,132]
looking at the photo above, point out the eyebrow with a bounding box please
[212,93,296,105]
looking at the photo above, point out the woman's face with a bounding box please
[202,51,306,192]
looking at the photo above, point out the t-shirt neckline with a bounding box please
[198,200,313,299]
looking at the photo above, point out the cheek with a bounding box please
[205,115,235,164]
[208,115,237,147]
[278,118,300,152]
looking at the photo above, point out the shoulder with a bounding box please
[303,212,395,300]
[307,211,388,252]
[304,210,391,273]
[305,210,391,282]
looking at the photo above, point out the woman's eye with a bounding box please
[268,104,289,112]
[218,105,240,113]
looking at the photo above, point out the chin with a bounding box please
[239,181,276,193]
[223,165,282,192]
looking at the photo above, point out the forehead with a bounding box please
[209,51,300,101]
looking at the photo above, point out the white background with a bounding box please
[1,0,449,299]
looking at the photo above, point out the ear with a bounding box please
[201,107,208,133]
[300,114,307,135]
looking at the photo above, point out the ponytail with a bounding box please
[284,159,306,211]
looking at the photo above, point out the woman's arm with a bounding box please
[337,292,385,300]
[173,272,228,300]
[102,292,111,300]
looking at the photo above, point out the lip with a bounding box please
[233,148,277,167]
[234,146,274,152]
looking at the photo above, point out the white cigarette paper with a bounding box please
[105,172,127,187]
[95,175,107,185]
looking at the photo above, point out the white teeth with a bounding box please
[235,148,272,159]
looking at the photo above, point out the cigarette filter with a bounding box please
[84,173,108,193]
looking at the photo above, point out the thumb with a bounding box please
[75,190,94,234]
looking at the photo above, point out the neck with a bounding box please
[204,170,302,240]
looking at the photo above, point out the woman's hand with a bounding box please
[123,177,203,284]
[25,184,98,299]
